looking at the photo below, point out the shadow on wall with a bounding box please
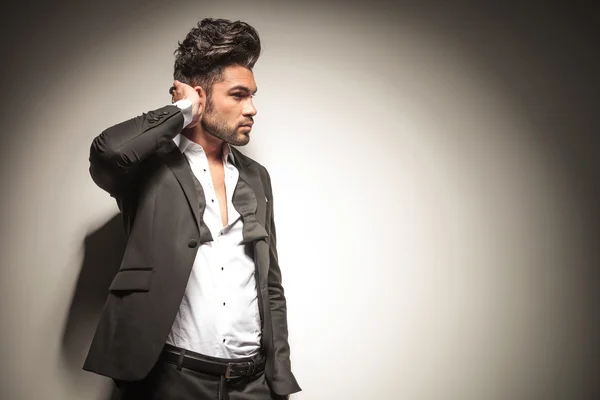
[60,214,126,400]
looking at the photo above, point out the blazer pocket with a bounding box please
[109,268,154,293]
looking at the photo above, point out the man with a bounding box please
[83,18,301,400]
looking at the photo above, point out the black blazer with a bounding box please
[83,105,301,396]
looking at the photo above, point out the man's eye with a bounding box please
[232,93,244,99]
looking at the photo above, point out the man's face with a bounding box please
[201,65,258,146]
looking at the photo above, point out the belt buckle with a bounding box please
[225,363,240,379]
[225,362,251,378]
[225,363,234,379]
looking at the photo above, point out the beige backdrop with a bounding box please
[1,1,599,399]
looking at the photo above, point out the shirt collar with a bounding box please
[173,134,236,165]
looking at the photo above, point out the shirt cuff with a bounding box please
[174,99,193,128]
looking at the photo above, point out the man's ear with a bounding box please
[194,85,206,114]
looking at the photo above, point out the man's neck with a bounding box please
[182,128,225,163]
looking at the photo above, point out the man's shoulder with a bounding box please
[230,146,269,174]
[230,147,273,195]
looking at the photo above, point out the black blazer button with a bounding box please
[188,239,198,248]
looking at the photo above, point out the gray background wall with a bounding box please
[1,1,599,399]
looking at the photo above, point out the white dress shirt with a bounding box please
[165,101,261,358]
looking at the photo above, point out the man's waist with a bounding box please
[160,344,266,378]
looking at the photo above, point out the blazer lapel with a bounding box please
[230,151,270,282]
[234,156,268,242]
[161,142,202,233]
[239,166,267,229]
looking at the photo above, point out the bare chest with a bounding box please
[208,162,228,227]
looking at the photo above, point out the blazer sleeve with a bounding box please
[89,105,185,198]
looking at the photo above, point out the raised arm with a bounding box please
[89,105,184,196]
[89,80,201,197]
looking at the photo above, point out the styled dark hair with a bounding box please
[173,18,261,100]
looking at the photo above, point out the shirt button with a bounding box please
[188,239,198,248]
[223,302,226,306]
[222,339,226,343]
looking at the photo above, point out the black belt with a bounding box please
[160,344,266,379]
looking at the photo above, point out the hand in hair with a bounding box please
[171,80,203,128]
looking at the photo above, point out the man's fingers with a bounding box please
[170,80,183,96]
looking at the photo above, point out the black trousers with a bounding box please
[115,352,284,400]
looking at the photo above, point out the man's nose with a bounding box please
[243,99,257,116]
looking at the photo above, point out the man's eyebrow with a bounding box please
[228,85,258,95]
